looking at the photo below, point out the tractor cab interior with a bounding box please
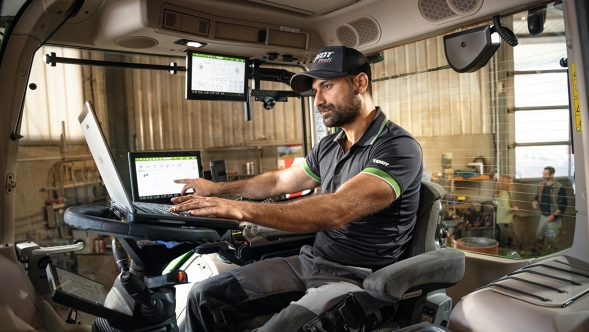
[2,0,589,331]
[50,180,462,331]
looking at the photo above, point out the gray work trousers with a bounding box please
[534,214,562,252]
[185,245,388,332]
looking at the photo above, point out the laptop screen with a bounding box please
[128,151,203,204]
[79,101,135,213]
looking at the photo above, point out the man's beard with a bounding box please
[318,91,362,128]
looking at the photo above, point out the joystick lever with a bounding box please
[120,271,152,305]
[112,238,129,272]
[120,271,166,321]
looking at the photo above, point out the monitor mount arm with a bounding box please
[243,59,301,119]
[42,53,301,121]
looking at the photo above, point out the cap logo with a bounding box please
[314,51,335,64]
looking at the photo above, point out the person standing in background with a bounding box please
[532,166,567,254]
[495,175,519,249]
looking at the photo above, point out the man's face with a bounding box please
[543,169,553,181]
[312,75,362,128]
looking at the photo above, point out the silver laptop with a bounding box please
[78,100,239,230]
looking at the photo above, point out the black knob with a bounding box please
[141,298,164,320]
[440,229,448,239]
[262,97,276,110]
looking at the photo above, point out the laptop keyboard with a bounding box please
[134,202,189,216]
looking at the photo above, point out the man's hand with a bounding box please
[170,195,244,220]
[174,178,216,196]
[546,214,556,222]
[532,201,539,209]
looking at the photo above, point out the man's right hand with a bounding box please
[174,178,216,196]
[532,201,538,209]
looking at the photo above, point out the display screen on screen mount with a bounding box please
[186,50,249,102]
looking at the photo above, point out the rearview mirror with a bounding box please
[443,26,500,73]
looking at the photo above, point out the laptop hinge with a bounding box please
[110,200,132,221]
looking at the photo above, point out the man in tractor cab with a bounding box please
[171,46,423,332]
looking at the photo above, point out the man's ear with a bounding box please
[356,73,369,94]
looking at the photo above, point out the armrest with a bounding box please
[363,249,465,302]
[243,224,316,245]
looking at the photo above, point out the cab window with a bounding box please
[18,46,306,287]
[371,4,573,259]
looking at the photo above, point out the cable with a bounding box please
[493,15,519,47]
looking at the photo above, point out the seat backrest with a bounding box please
[402,181,445,259]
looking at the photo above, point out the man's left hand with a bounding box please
[547,214,556,222]
[170,195,244,220]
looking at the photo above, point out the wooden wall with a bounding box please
[372,35,495,176]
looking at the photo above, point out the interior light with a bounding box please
[186,41,205,48]
[174,39,207,48]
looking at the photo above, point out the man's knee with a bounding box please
[186,272,250,331]
[187,273,243,314]
[189,274,217,298]
[188,278,208,307]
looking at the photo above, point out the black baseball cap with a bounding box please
[290,46,371,93]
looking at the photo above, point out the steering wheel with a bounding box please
[64,205,238,243]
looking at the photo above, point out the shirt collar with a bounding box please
[333,107,389,146]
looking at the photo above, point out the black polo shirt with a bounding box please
[302,107,423,270]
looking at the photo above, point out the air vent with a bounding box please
[336,25,358,48]
[157,4,309,50]
[349,17,380,46]
[448,0,483,15]
[161,9,210,36]
[419,0,483,24]
[336,16,380,48]
[198,20,208,35]
[419,0,458,22]
[165,11,178,28]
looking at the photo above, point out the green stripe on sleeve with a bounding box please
[362,167,401,197]
[302,160,321,182]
